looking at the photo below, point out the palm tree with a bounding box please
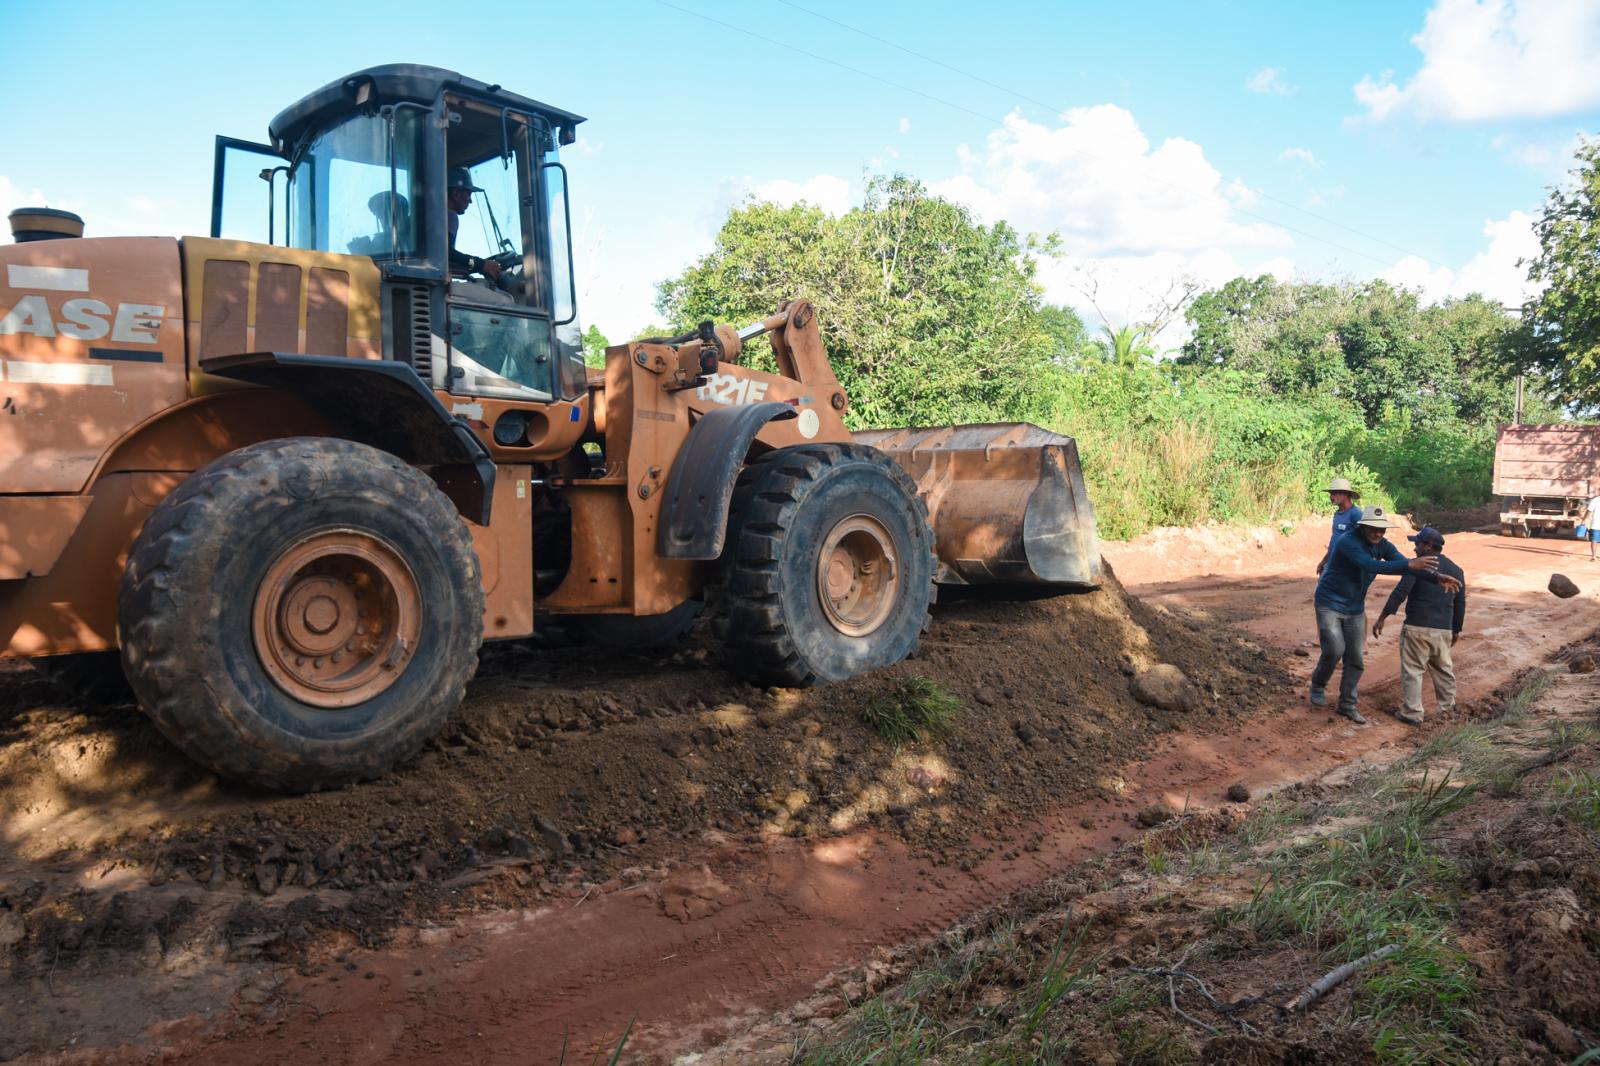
[1100,324,1153,367]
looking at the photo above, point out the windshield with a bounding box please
[288,109,425,260]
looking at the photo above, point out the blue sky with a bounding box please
[6,0,1597,342]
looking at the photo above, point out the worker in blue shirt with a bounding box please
[1315,478,1364,576]
[1310,507,1461,724]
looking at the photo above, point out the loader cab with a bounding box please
[211,64,587,404]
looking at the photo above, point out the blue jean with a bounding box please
[1311,605,1365,712]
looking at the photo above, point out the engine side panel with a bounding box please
[0,237,187,493]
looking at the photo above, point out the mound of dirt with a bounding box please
[0,564,1287,988]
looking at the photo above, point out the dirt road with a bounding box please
[4,524,1596,1063]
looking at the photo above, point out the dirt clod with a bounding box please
[1226,782,1251,802]
[1130,663,1197,712]
[1136,803,1174,828]
[1569,654,1596,673]
[1549,573,1580,598]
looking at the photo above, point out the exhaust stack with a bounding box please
[9,207,84,243]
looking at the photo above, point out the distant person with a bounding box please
[1311,507,1460,724]
[1315,478,1364,576]
[1584,493,1600,561]
[1372,527,1465,726]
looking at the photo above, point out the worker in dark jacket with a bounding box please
[1311,507,1459,724]
[1373,527,1465,726]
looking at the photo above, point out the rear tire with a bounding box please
[118,438,484,791]
[716,444,935,686]
[29,651,134,706]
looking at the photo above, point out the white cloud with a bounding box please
[1380,209,1540,305]
[1304,184,1346,208]
[927,106,1295,350]
[898,117,911,135]
[1277,147,1322,167]
[0,175,49,216]
[1246,67,1296,96]
[1353,0,1600,122]
[747,173,854,216]
[933,106,1288,257]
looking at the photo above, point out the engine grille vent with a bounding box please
[391,285,434,381]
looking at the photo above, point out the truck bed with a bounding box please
[1493,424,1600,499]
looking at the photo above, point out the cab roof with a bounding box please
[268,64,586,154]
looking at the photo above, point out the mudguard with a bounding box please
[657,401,797,560]
[199,352,496,524]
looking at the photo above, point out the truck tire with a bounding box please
[118,438,484,791]
[29,651,134,706]
[716,444,935,686]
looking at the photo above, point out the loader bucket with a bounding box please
[854,423,1103,589]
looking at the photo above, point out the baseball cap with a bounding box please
[447,167,483,192]
[1408,527,1445,549]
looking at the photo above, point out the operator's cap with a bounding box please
[1408,527,1445,549]
[1324,477,1362,499]
[1356,506,1396,529]
[447,167,483,192]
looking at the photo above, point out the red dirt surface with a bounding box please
[4,524,1596,1063]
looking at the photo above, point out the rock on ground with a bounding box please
[1130,664,1197,713]
[1549,574,1580,599]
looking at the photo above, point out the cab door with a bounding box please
[211,137,289,244]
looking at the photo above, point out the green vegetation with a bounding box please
[861,676,962,743]
[1550,768,1600,829]
[647,161,1597,539]
[1515,137,1600,412]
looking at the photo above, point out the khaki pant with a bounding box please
[1400,625,1456,719]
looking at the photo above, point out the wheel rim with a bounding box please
[816,513,899,637]
[252,529,423,708]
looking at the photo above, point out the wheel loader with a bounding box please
[0,65,1101,791]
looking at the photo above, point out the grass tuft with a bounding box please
[1549,768,1600,830]
[1496,667,1559,724]
[862,676,962,743]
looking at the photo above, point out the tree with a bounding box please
[1097,324,1155,368]
[1517,137,1600,411]
[655,175,1063,428]
[1179,275,1529,428]
[581,324,611,369]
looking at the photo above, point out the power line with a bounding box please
[660,0,1445,271]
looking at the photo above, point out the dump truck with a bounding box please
[1494,423,1600,537]
[0,65,1100,790]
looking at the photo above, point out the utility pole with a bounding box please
[1515,374,1524,425]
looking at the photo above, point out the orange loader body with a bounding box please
[0,66,1100,790]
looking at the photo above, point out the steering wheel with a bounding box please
[488,250,523,294]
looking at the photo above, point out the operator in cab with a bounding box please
[447,167,503,283]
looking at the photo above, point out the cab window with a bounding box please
[287,109,426,261]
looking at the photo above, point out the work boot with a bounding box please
[1396,709,1424,726]
[1337,706,1367,725]
[1309,686,1327,708]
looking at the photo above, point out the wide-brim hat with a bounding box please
[1356,505,1396,529]
[1324,477,1362,499]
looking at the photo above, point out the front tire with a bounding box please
[716,444,935,686]
[118,438,484,791]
